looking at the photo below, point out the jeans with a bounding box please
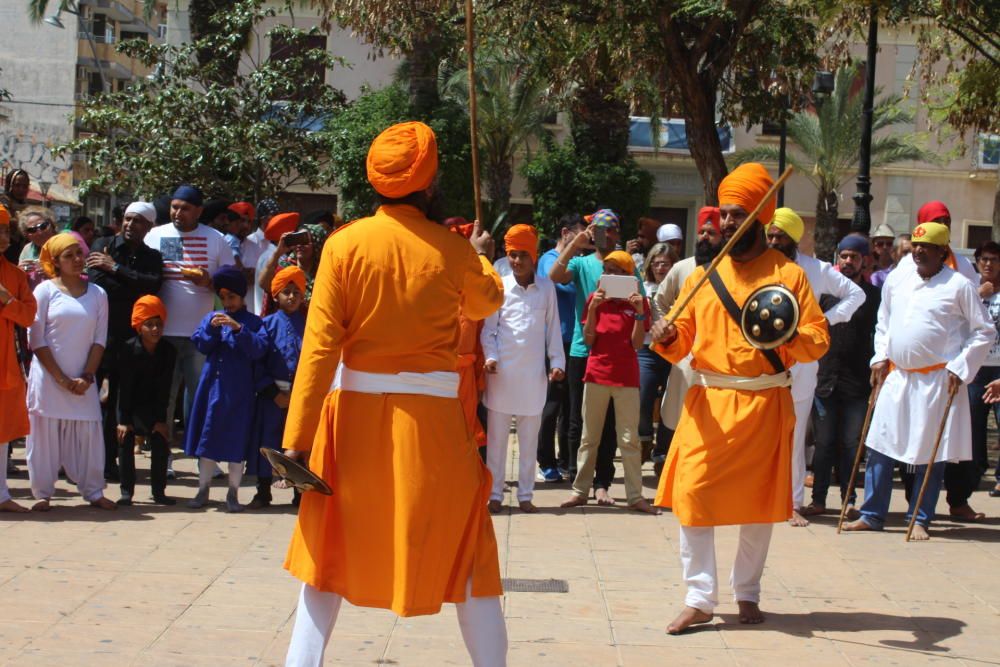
[164,336,206,439]
[811,392,867,507]
[945,365,1000,505]
[119,430,169,498]
[99,366,120,477]
[537,341,571,471]
[859,448,946,529]
[637,346,671,456]
[567,355,616,489]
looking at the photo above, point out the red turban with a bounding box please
[228,202,255,220]
[131,295,167,331]
[366,121,439,199]
[697,206,721,232]
[265,212,300,243]
[718,163,776,225]
[504,224,539,262]
[917,200,951,224]
[446,217,474,239]
[271,265,307,298]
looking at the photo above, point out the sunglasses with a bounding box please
[26,221,51,234]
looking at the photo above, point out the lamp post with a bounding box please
[851,1,879,235]
[776,72,834,208]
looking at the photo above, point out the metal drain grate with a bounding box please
[502,578,569,593]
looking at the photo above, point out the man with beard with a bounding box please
[652,206,722,475]
[766,209,864,527]
[650,163,829,633]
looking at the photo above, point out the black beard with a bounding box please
[774,243,797,260]
[694,239,721,265]
[729,221,763,256]
[424,189,448,224]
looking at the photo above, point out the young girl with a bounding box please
[640,242,679,464]
[561,251,659,513]
[185,265,268,512]
[247,266,306,509]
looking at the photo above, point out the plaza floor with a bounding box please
[1,440,998,666]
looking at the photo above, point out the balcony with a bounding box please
[78,40,150,79]
[78,0,135,23]
[628,117,734,155]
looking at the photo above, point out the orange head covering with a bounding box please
[265,212,300,243]
[366,121,438,198]
[504,224,539,262]
[445,217,474,239]
[718,163,776,225]
[603,250,636,275]
[39,233,81,278]
[131,295,167,331]
[228,201,255,220]
[0,204,9,228]
[271,265,307,297]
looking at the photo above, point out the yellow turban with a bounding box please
[770,207,804,243]
[39,233,81,278]
[912,222,949,247]
[718,163,776,225]
[366,121,439,199]
[0,204,9,228]
[603,250,636,275]
[504,224,539,262]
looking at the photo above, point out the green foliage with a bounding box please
[521,137,653,239]
[63,0,347,201]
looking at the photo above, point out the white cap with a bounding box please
[124,201,157,224]
[657,223,683,243]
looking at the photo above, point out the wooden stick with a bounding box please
[464,0,484,225]
[905,383,957,542]
[837,381,882,534]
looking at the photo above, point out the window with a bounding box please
[977,134,999,170]
[628,117,734,154]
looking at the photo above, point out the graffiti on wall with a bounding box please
[0,124,75,200]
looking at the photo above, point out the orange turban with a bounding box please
[228,202,255,220]
[271,265,307,297]
[0,204,9,227]
[39,233,81,278]
[504,224,538,262]
[265,212,300,243]
[131,295,167,331]
[604,250,636,275]
[718,163,776,225]
[366,121,438,198]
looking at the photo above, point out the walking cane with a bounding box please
[463,0,484,225]
[836,381,882,534]
[904,381,958,542]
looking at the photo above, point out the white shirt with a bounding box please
[251,244,277,316]
[896,250,979,284]
[27,281,108,421]
[493,256,512,278]
[144,223,235,337]
[790,252,866,402]
[983,293,1000,367]
[481,273,565,416]
[241,228,268,270]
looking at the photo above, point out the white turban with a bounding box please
[657,223,683,243]
[125,201,157,224]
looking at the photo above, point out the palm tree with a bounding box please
[732,64,938,261]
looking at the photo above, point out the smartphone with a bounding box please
[593,226,607,248]
[284,230,311,247]
[598,274,638,299]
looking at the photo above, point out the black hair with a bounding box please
[975,241,1000,260]
[71,216,94,231]
[558,213,585,231]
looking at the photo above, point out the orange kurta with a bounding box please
[0,258,36,442]
[653,249,829,526]
[282,204,504,616]
[456,314,486,447]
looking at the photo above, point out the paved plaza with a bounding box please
[1,440,998,666]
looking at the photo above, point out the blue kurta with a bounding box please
[247,309,305,476]
[184,307,268,463]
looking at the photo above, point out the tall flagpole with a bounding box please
[464,0,484,224]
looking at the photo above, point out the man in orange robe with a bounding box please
[0,204,37,513]
[651,163,830,634]
[282,121,506,666]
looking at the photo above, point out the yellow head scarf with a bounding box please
[770,207,804,243]
[603,250,636,275]
[911,222,949,247]
[39,233,81,278]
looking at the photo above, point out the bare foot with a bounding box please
[31,499,51,512]
[487,499,503,514]
[628,498,661,515]
[666,606,713,634]
[949,504,986,522]
[559,494,588,508]
[594,488,616,506]
[788,509,809,527]
[908,524,931,541]
[0,499,29,513]
[737,600,765,624]
[91,497,118,511]
[841,518,873,532]
[518,500,539,514]
[800,503,826,516]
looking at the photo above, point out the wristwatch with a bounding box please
[112,262,121,273]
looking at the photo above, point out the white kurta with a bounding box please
[867,265,993,464]
[896,250,979,285]
[655,257,698,430]
[481,273,564,416]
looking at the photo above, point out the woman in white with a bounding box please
[26,233,114,511]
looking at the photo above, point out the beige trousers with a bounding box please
[572,382,643,504]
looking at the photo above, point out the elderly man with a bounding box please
[894,201,978,285]
[869,224,895,287]
[766,208,865,526]
[281,121,506,666]
[843,222,992,540]
[651,164,829,634]
[87,202,164,480]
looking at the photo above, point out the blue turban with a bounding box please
[837,234,870,256]
[591,208,620,229]
[212,265,247,297]
[172,184,204,207]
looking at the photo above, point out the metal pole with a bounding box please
[778,117,787,208]
[464,0,484,225]
[851,2,878,234]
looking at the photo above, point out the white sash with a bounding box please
[694,369,792,391]
[330,364,459,399]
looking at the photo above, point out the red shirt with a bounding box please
[581,296,651,387]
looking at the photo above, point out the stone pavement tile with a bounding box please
[87,572,216,608]
[393,610,465,640]
[146,626,277,662]
[619,645,737,666]
[65,601,189,628]
[323,605,398,636]
[38,545,157,572]
[504,557,599,580]
[731,648,852,666]
[508,640,619,665]
[255,629,386,666]
[8,648,147,667]
[504,587,608,621]
[193,576,297,608]
[0,568,116,619]
[612,619,726,649]
[507,615,613,644]
[602,589,681,622]
[381,636,473,665]
[132,547,240,575]
[174,602,294,631]
[0,621,51,658]
[836,642,965,666]
[22,619,166,655]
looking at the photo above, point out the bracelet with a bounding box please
[634,314,647,321]
[81,372,96,384]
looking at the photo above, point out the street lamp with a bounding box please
[45,1,111,97]
[851,1,879,235]
[775,71,834,207]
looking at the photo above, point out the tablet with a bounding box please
[598,274,638,299]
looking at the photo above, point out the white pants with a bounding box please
[285,579,507,667]
[26,414,105,502]
[486,410,541,503]
[791,397,812,508]
[0,443,10,504]
[679,524,773,613]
